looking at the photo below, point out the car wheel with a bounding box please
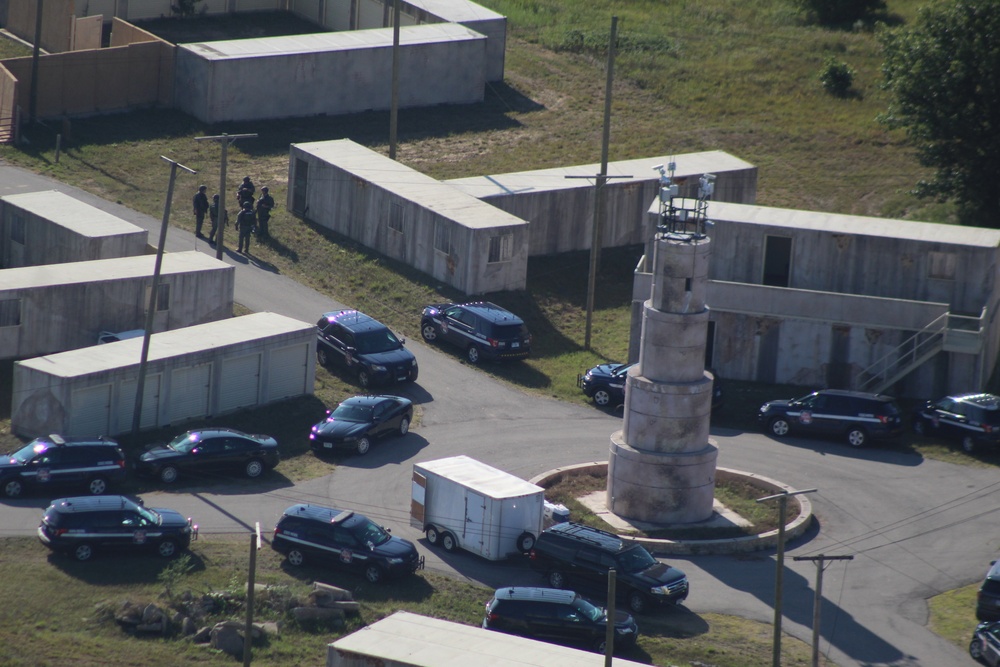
[398,417,410,437]
[516,532,535,553]
[627,590,647,614]
[425,526,440,546]
[87,476,108,495]
[593,638,608,654]
[962,435,977,454]
[970,637,985,660]
[356,437,371,455]
[365,564,385,584]
[357,369,371,389]
[913,419,926,436]
[74,543,94,562]
[159,466,179,484]
[846,427,867,448]
[158,539,177,558]
[245,459,264,479]
[593,389,612,407]
[2,478,23,498]
[466,345,481,364]
[769,417,791,437]
[421,323,438,342]
[548,571,566,589]
[441,532,458,552]
[287,549,305,566]
[317,347,329,366]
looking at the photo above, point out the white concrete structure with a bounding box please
[0,251,233,361]
[288,139,529,294]
[0,190,148,269]
[326,611,650,667]
[11,312,315,438]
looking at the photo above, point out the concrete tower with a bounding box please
[607,168,719,524]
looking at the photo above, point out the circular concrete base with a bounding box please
[530,462,814,556]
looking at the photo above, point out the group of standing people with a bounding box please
[192,176,275,254]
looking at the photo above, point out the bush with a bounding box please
[819,57,854,97]
[797,0,885,26]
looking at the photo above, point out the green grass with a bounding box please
[0,535,821,666]
[927,583,979,653]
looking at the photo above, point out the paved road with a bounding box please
[0,165,995,666]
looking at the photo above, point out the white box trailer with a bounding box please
[411,455,544,560]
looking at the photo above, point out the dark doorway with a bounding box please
[763,235,792,287]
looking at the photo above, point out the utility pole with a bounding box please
[793,554,853,667]
[389,0,400,160]
[242,522,262,667]
[195,133,257,259]
[604,568,616,667]
[563,15,626,351]
[756,488,817,667]
[132,156,196,434]
[29,0,44,124]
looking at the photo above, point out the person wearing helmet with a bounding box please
[192,185,209,238]
[236,199,256,254]
[255,186,274,242]
[237,176,255,207]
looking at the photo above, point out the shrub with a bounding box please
[819,57,854,97]
[796,0,886,26]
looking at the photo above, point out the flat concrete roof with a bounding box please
[0,251,227,290]
[416,455,543,499]
[445,150,755,198]
[294,139,527,231]
[705,201,1000,248]
[406,0,505,22]
[180,23,484,60]
[16,312,313,378]
[328,611,649,667]
[1,190,147,238]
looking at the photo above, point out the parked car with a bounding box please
[37,494,197,562]
[913,393,1000,453]
[420,301,531,364]
[579,361,724,409]
[978,560,1000,622]
[134,428,279,484]
[970,620,1000,665]
[309,395,413,456]
[528,522,689,614]
[271,503,423,583]
[1,434,126,499]
[758,388,904,447]
[483,586,639,654]
[97,329,145,344]
[315,309,418,388]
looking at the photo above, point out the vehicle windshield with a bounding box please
[611,363,635,377]
[167,433,201,454]
[572,597,604,622]
[331,403,374,423]
[354,329,402,354]
[351,517,391,547]
[617,546,657,573]
[9,439,49,463]
[138,506,161,525]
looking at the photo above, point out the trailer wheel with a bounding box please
[441,532,458,553]
[516,532,536,553]
[425,526,440,546]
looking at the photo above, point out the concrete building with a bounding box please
[631,200,1000,398]
[288,139,529,294]
[0,190,148,269]
[0,251,233,361]
[326,611,650,667]
[11,312,315,438]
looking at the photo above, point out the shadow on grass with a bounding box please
[312,432,429,469]
[278,560,436,604]
[48,548,208,585]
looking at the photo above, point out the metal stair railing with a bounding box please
[855,313,947,394]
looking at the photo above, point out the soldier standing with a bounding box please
[192,185,209,238]
[256,186,274,242]
[236,200,256,254]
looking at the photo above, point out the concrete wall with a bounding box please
[0,251,233,361]
[11,312,316,438]
[289,139,528,294]
[0,190,148,269]
[175,23,486,123]
[446,151,758,257]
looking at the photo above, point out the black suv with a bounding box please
[580,362,724,410]
[37,495,197,562]
[528,523,689,614]
[483,586,639,654]
[1,434,127,499]
[978,560,1000,622]
[316,310,418,388]
[913,393,1000,453]
[758,389,904,447]
[420,301,531,364]
[271,504,423,583]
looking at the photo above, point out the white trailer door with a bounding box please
[465,491,488,557]
[219,354,261,412]
[70,384,111,436]
[410,471,426,524]
[118,374,161,431]
[169,364,211,422]
[268,344,309,400]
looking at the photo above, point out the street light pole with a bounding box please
[793,554,854,667]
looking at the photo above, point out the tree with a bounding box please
[879,0,1000,227]
[796,0,885,26]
